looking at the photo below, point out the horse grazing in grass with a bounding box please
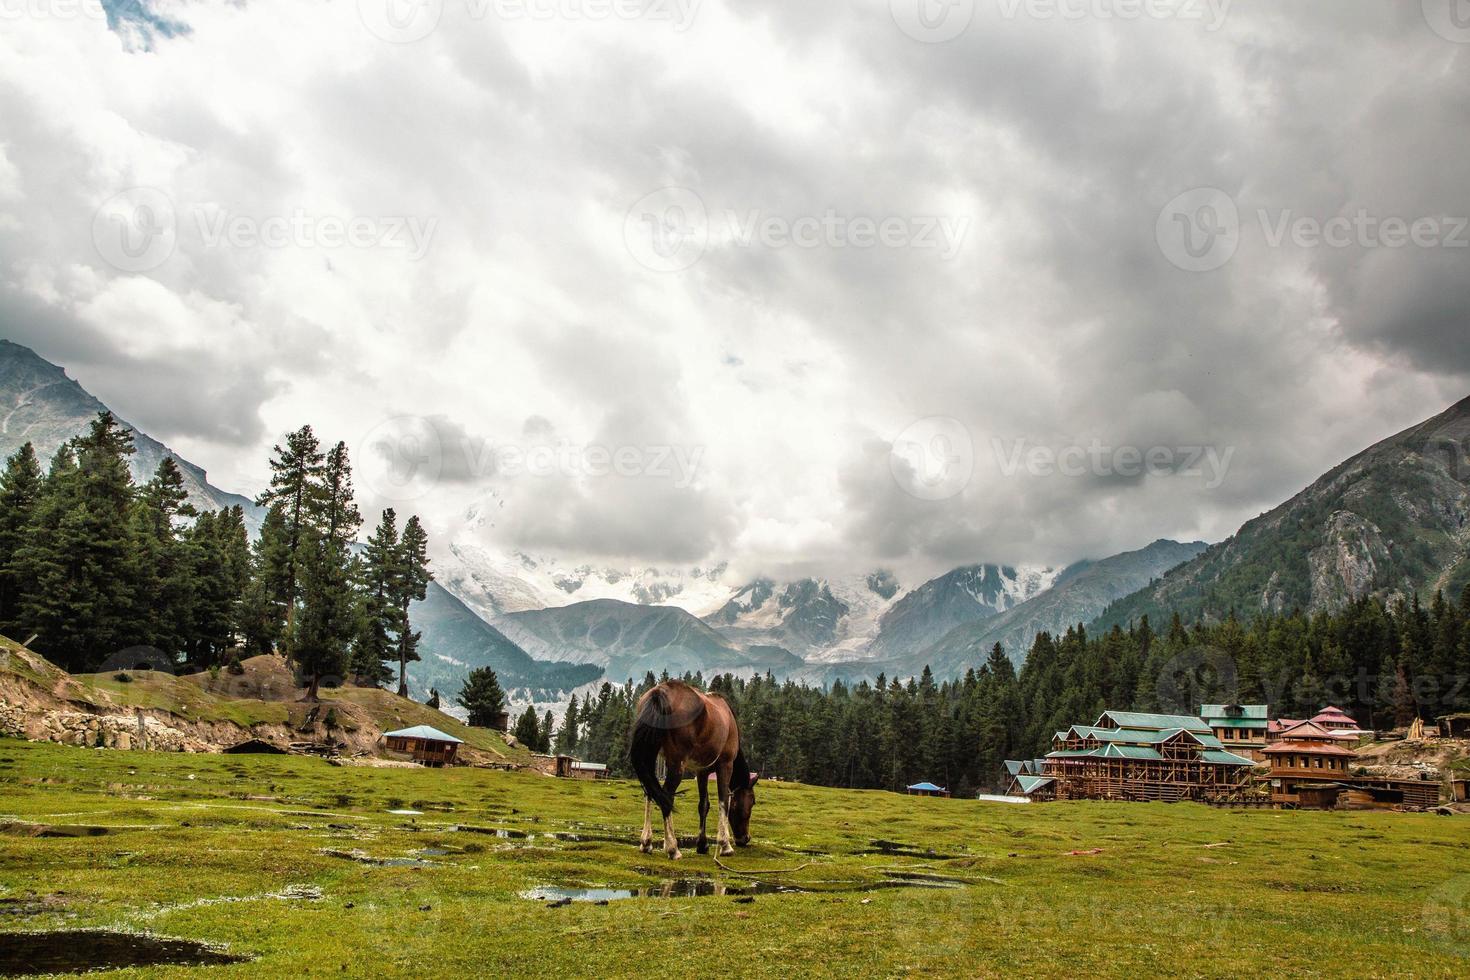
[630,681,757,860]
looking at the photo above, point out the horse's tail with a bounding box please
[631,688,674,818]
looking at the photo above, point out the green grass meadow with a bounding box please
[1,738,1467,978]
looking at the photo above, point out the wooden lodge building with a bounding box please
[1008,710,1256,803]
[1199,704,1269,761]
[381,725,463,767]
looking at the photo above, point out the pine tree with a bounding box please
[254,426,325,660]
[293,442,361,700]
[131,457,196,658]
[513,705,542,751]
[16,414,138,671]
[539,710,555,753]
[457,667,506,728]
[352,508,401,686]
[554,695,580,753]
[392,515,432,697]
[0,443,42,634]
[239,504,291,655]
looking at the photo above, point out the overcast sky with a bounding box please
[1,0,1467,581]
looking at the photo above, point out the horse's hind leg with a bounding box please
[640,796,653,854]
[696,775,710,855]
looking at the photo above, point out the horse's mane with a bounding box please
[731,746,752,791]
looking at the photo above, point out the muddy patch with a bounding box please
[0,930,249,974]
[0,822,115,839]
[320,848,434,868]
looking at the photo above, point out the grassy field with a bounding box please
[1,739,1467,978]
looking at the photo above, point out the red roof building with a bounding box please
[1310,706,1362,731]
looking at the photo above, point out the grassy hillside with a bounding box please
[1,642,529,764]
[0,739,1466,977]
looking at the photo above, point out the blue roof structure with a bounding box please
[907,782,946,793]
[381,725,464,745]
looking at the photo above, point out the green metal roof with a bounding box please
[1098,744,1164,761]
[1199,750,1256,766]
[1016,775,1055,793]
[381,725,464,744]
[1200,704,1269,719]
[1097,710,1212,733]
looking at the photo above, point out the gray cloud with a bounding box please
[0,1,1465,574]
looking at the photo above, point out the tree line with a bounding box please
[0,413,432,698]
[539,588,1470,796]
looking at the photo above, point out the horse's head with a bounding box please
[728,774,758,846]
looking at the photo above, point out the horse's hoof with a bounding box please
[696,842,709,855]
[639,842,652,854]
[719,847,735,858]
[668,850,682,861]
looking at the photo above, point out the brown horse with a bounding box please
[630,681,757,860]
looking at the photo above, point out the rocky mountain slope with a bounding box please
[918,539,1207,670]
[0,340,261,524]
[863,564,1058,661]
[1095,396,1470,630]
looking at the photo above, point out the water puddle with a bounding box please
[521,876,960,904]
[452,826,532,839]
[0,930,249,974]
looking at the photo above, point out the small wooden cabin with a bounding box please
[381,725,463,768]
[906,782,950,798]
[1438,714,1470,739]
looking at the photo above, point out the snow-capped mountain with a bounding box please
[703,571,907,662]
[434,539,734,622]
[863,564,1060,660]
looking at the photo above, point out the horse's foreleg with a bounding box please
[696,775,711,855]
[715,766,735,857]
[662,772,682,860]
[640,796,653,854]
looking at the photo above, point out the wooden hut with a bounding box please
[381,725,463,767]
[905,782,950,798]
[1438,714,1470,739]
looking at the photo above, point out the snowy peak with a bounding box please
[865,563,1058,660]
[702,571,907,662]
